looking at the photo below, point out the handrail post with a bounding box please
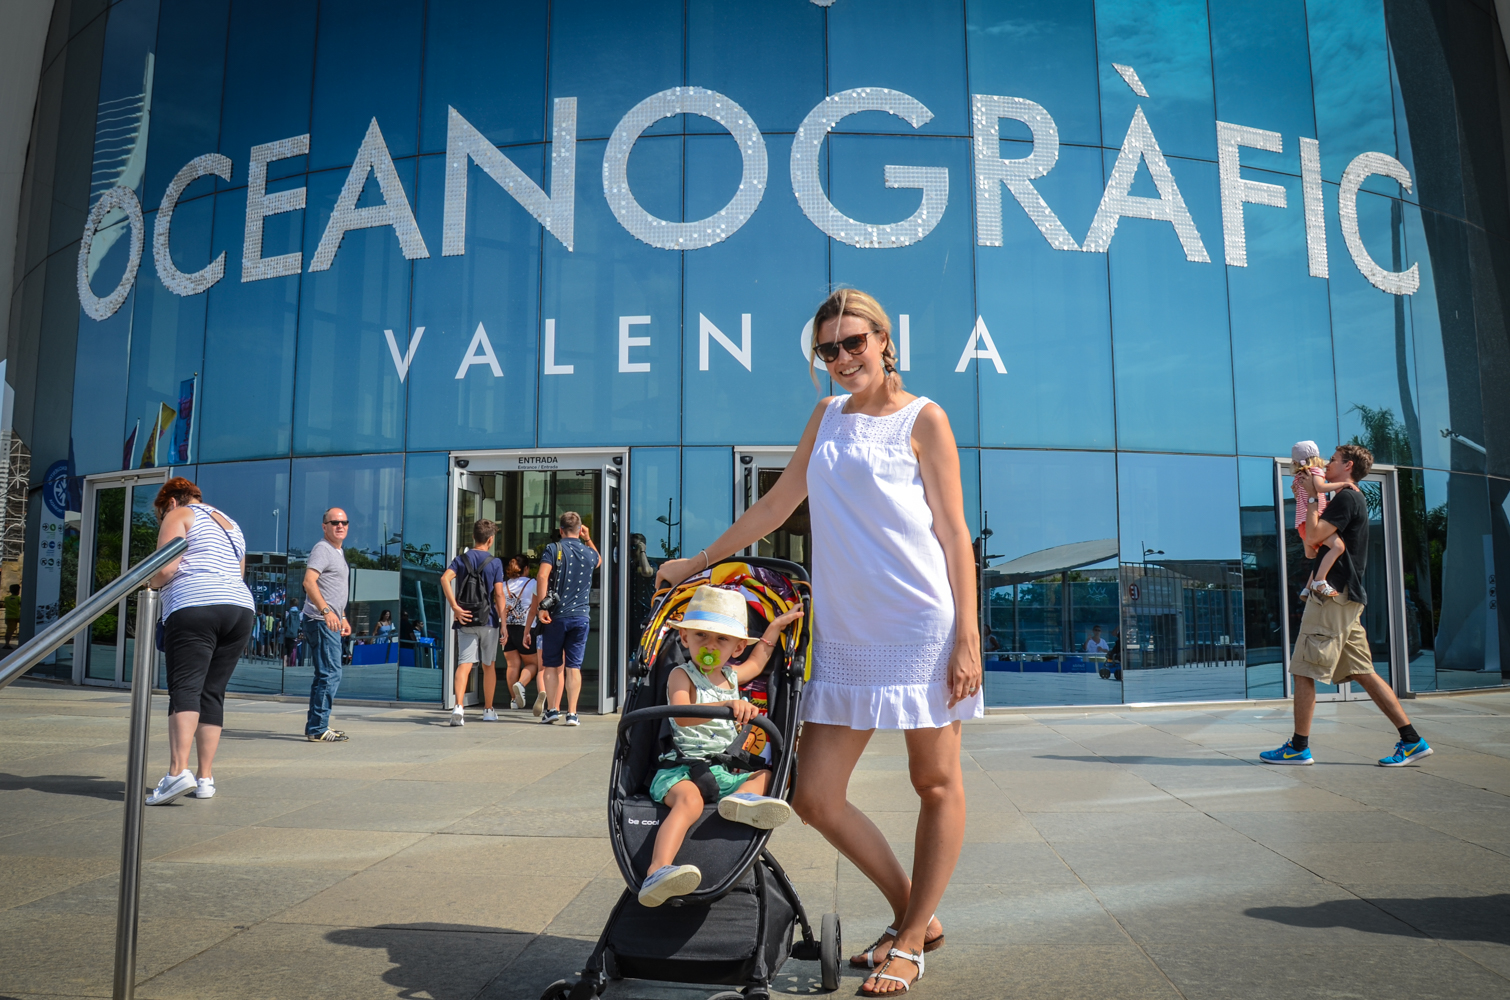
[113,588,159,1000]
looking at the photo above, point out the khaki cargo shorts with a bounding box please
[1290,590,1373,685]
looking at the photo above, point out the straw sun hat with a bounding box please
[678,585,749,640]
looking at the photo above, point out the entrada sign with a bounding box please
[78,74,1420,373]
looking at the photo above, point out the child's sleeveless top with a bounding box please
[803,395,983,729]
[1294,472,1330,529]
[663,661,742,761]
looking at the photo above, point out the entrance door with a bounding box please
[77,471,168,687]
[446,451,625,713]
[1276,460,1411,701]
[734,448,811,572]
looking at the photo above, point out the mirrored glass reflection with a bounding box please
[400,452,447,700]
[1239,457,1285,699]
[980,449,1121,706]
[1118,452,1245,703]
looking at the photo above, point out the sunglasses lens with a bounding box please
[815,344,840,362]
[843,334,868,354]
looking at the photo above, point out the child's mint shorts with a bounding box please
[650,763,753,803]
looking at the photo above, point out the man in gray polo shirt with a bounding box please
[303,507,352,742]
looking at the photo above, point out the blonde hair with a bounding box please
[809,288,903,391]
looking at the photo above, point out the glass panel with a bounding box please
[200,188,300,461]
[122,484,160,684]
[629,448,680,650]
[754,467,810,571]
[309,0,424,172]
[73,227,134,476]
[217,0,315,184]
[399,453,446,699]
[1107,155,1234,454]
[829,135,979,445]
[195,459,291,696]
[539,137,681,446]
[144,0,229,200]
[1239,458,1286,699]
[420,0,547,153]
[1096,0,1215,160]
[978,142,1112,448]
[828,0,968,136]
[965,0,1100,147]
[288,454,404,700]
[293,161,415,455]
[1432,472,1504,688]
[682,134,827,445]
[980,449,1121,707]
[548,0,683,141]
[407,152,541,452]
[1408,468,1445,692]
[1229,169,1338,458]
[687,0,825,134]
[1407,208,1484,473]
[1328,189,1420,464]
[94,0,160,204]
[86,487,126,681]
[1118,453,1245,703]
[682,447,732,557]
[1208,0,1316,175]
[1355,479,1392,687]
[127,194,210,468]
[1306,0,1401,194]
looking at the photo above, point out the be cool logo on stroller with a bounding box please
[541,558,841,1000]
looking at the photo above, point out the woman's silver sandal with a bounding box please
[850,915,944,969]
[860,947,925,996]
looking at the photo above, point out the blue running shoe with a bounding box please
[1378,738,1432,767]
[1260,740,1313,765]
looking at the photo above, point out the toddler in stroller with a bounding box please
[639,585,803,907]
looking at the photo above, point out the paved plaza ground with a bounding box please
[2,680,1509,1000]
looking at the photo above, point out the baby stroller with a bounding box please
[541,557,841,1000]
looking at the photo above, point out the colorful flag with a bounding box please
[155,402,175,465]
[139,403,173,468]
[173,375,196,464]
[122,419,139,471]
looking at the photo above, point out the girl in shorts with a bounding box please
[502,554,545,714]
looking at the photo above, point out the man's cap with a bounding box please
[678,585,749,640]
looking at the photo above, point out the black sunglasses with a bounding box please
[813,331,872,364]
[325,519,349,526]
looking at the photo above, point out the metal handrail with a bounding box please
[0,536,185,691]
[0,535,185,1000]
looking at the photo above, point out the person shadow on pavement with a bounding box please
[1246,894,1510,945]
[326,923,594,1000]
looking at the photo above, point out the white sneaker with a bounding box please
[193,777,216,799]
[146,770,197,806]
[509,700,521,711]
[450,706,465,727]
[718,791,792,830]
[638,864,702,907]
[532,690,547,717]
[481,708,498,722]
[512,681,528,708]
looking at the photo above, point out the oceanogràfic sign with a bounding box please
[78,70,1420,375]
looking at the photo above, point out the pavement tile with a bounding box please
[14,862,350,921]
[0,910,239,996]
[271,869,589,932]
[0,855,118,909]
[154,825,424,869]
[135,921,531,1000]
[373,833,615,878]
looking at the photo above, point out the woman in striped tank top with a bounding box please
[144,477,255,806]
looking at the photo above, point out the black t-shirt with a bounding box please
[1318,486,1369,605]
[543,537,597,618]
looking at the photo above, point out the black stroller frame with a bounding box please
[541,558,841,1000]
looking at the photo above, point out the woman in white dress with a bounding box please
[658,289,982,995]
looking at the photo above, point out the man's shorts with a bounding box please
[1290,590,1374,685]
[456,625,499,665]
[649,762,753,803]
[541,615,590,668]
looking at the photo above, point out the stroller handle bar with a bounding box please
[618,705,785,759]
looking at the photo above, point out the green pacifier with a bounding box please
[696,648,720,668]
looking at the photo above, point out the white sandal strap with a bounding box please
[888,946,925,976]
[862,926,901,968]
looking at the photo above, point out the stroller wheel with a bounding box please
[820,911,842,992]
[539,981,572,1000]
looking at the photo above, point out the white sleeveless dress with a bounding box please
[801,395,984,730]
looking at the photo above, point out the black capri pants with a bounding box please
[163,604,254,727]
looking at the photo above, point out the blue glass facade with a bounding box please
[15,0,1510,706]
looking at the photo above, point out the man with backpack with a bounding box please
[440,519,507,726]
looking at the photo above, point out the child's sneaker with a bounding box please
[512,681,528,709]
[1259,740,1313,765]
[1379,738,1433,766]
[717,791,793,829]
[638,864,701,907]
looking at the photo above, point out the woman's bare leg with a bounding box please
[791,725,914,946]
[167,711,199,774]
[866,722,966,992]
[194,723,222,778]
